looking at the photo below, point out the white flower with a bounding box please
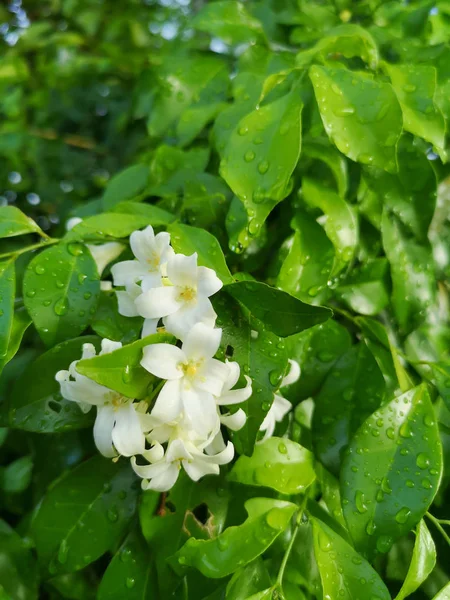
[215,360,252,432]
[111,225,173,288]
[115,283,158,337]
[135,252,222,340]
[55,339,147,458]
[259,359,300,441]
[141,323,229,437]
[131,424,234,492]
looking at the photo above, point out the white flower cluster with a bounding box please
[56,225,252,492]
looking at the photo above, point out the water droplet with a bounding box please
[395,507,411,524]
[57,539,69,564]
[399,422,412,438]
[423,414,434,427]
[386,427,395,440]
[403,84,416,93]
[107,507,118,522]
[376,535,393,554]
[83,292,92,300]
[67,242,84,256]
[257,160,269,174]
[122,365,132,384]
[217,536,229,550]
[278,442,287,454]
[126,577,136,589]
[35,264,46,275]
[416,453,430,469]
[54,297,69,316]
[366,520,376,535]
[238,126,249,136]
[421,478,432,490]
[244,150,255,162]
[355,490,368,513]
[55,280,65,289]
[269,369,282,386]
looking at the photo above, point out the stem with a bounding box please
[276,500,306,589]
[426,512,450,547]
[0,238,59,260]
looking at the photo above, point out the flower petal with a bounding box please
[197,266,223,297]
[183,322,222,361]
[131,457,167,480]
[183,457,219,481]
[101,338,122,355]
[111,260,147,286]
[199,440,235,465]
[135,286,182,319]
[93,406,117,457]
[272,394,292,421]
[163,297,216,340]
[167,253,198,287]
[282,359,301,388]
[141,344,185,379]
[142,318,158,338]
[111,403,145,457]
[130,226,155,263]
[166,438,192,462]
[223,361,240,392]
[196,358,229,396]
[217,375,252,405]
[182,386,219,437]
[220,408,247,431]
[150,379,183,424]
[88,242,124,276]
[147,463,180,491]
[143,442,165,463]
[141,272,163,292]
[116,285,141,317]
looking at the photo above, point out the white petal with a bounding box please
[198,440,235,465]
[116,285,141,317]
[167,253,198,287]
[141,344,185,379]
[111,403,146,457]
[101,338,122,355]
[205,430,226,454]
[182,386,219,437]
[131,456,167,479]
[282,359,301,387]
[135,287,182,319]
[272,394,292,421]
[81,343,96,359]
[183,323,222,361]
[166,438,192,462]
[130,226,155,263]
[154,231,173,261]
[142,318,158,338]
[183,458,219,481]
[163,297,217,340]
[58,377,109,407]
[196,358,229,396]
[66,217,82,231]
[148,463,180,491]
[141,272,163,292]
[197,266,223,297]
[111,260,147,286]
[217,375,252,406]
[142,442,165,463]
[150,379,183,424]
[93,406,117,457]
[101,281,112,291]
[223,361,241,392]
[88,242,124,276]
[220,408,247,431]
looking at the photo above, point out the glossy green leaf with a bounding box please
[225,280,331,337]
[277,210,334,303]
[433,582,450,600]
[395,519,436,600]
[110,201,175,225]
[313,342,385,476]
[91,292,142,344]
[0,520,38,600]
[192,1,265,45]
[381,211,436,334]
[32,455,139,575]
[7,336,99,432]
[168,223,233,285]
[341,384,443,559]
[229,437,315,494]
[171,498,296,579]
[65,213,152,242]
[336,258,390,316]
[0,258,15,367]
[98,527,157,600]
[220,89,302,235]
[76,332,174,400]
[310,65,402,172]
[0,306,32,373]
[312,517,390,600]
[225,559,271,600]
[0,206,42,239]
[102,164,149,210]
[386,64,445,158]
[302,177,358,275]
[302,138,348,197]
[23,243,100,347]
[2,455,33,493]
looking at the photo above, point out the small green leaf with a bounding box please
[312,517,390,600]
[7,336,99,432]
[220,89,303,235]
[229,437,315,494]
[170,498,296,579]
[65,213,153,242]
[102,164,149,210]
[310,65,402,172]
[0,307,32,373]
[168,223,233,285]
[192,1,266,45]
[395,520,436,600]
[23,243,100,347]
[341,384,443,559]
[32,455,139,575]
[336,258,390,316]
[0,258,15,367]
[0,206,42,239]
[110,201,175,226]
[2,455,33,494]
[0,520,38,600]
[225,280,331,337]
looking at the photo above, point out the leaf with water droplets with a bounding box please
[225,558,272,600]
[341,384,443,560]
[312,517,391,600]
[0,258,16,372]
[310,65,402,172]
[0,205,43,239]
[23,243,100,347]
[229,437,315,494]
[336,258,390,316]
[169,498,296,579]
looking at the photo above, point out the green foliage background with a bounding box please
[1,0,450,599]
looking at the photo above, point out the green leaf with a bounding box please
[312,517,390,600]
[226,196,251,254]
[386,64,445,158]
[91,292,142,344]
[98,527,157,600]
[6,336,99,432]
[341,384,443,559]
[23,243,100,347]
[313,342,385,476]
[2,455,33,494]
[336,258,390,316]
[0,307,32,373]
[395,520,436,600]
[302,138,348,197]
[168,223,233,285]
[64,213,152,242]
[170,498,296,579]
[310,65,402,172]
[229,437,315,494]
[302,178,358,276]
[433,582,450,600]
[0,520,38,600]
[0,259,15,367]
[225,559,271,600]
[102,164,149,210]
[381,212,436,334]
[192,1,266,45]
[220,89,303,235]
[277,210,334,303]
[0,206,42,239]
[110,201,175,226]
[76,333,174,400]
[225,280,331,337]
[31,455,139,575]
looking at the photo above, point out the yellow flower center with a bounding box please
[106,392,128,411]
[179,286,196,303]
[147,253,160,271]
[180,359,203,379]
